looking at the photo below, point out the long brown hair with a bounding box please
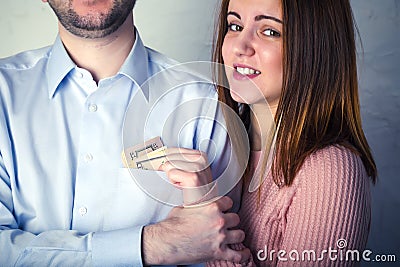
[213,0,377,186]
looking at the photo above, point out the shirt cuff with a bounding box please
[92,226,144,267]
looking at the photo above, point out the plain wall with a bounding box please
[352,1,400,265]
[0,0,399,265]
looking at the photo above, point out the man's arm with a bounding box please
[0,154,94,265]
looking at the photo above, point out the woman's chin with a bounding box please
[230,91,247,104]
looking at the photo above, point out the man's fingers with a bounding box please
[223,213,240,229]
[223,229,245,245]
[214,196,234,212]
[220,247,251,264]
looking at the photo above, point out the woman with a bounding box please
[207,0,377,266]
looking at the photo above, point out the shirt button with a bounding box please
[79,206,87,216]
[88,104,98,112]
[84,153,93,162]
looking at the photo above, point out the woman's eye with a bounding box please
[263,28,281,37]
[227,23,243,32]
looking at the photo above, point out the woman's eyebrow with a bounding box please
[227,11,282,24]
[255,14,283,24]
[227,11,241,19]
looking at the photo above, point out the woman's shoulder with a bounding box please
[302,144,364,172]
[295,144,369,191]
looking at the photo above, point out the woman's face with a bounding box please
[222,0,283,107]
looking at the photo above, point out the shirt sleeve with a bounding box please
[278,146,371,267]
[0,227,144,266]
[92,226,144,266]
[197,93,243,211]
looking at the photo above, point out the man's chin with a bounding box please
[67,27,118,39]
[71,0,113,17]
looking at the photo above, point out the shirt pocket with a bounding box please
[102,168,178,229]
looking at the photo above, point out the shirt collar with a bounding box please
[46,29,150,100]
[119,29,150,100]
[46,35,76,99]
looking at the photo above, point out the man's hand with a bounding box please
[142,196,250,265]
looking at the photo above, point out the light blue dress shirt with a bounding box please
[0,30,235,266]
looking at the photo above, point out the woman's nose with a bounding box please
[232,32,255,57]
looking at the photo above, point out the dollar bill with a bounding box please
[134,146,167,170]
[122,136,164,168]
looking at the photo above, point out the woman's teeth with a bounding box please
[236,67,261,75]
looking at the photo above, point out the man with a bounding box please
[0,0,249,266]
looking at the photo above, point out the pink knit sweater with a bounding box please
[208,145,371,267]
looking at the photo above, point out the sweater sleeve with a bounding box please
[278,146,371,267]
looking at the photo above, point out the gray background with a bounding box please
[0,0,399,265]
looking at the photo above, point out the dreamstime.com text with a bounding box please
[257,239,397,263]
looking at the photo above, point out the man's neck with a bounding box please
[59,13,136,83]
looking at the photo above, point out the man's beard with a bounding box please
[48,0,136,38]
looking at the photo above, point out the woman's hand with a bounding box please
[158,147,217,206]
